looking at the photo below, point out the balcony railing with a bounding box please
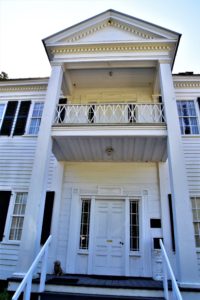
[54,103,165,125]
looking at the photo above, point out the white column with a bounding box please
[16,65,64,274]
[158,61,198,283]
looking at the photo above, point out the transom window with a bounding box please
[9,193,27,240]
[29,102,44,134]
[177,101,199,135]
[191,196,200,248]
[79,199,91,250]
[130,200,139,251]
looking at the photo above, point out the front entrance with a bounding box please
[92,199,125,275]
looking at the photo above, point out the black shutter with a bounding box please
[168,194,176,251]
[0,101,18,135]
[0,191,12,241]
[40,191,55,245]
[13,101,31,135]
[197,97,200,110]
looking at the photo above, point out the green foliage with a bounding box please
[0,72,8,80]
[0,290,11,300]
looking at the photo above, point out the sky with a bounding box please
[0,0,200,79]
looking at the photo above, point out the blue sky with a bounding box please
[0,0,200,78]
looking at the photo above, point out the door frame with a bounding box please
[67,190,152,277]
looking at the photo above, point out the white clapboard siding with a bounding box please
[0,243,20,279]
[182,137,200,194]
[56,162,160,272]
[182,137,200,275]
[0,136,57,278]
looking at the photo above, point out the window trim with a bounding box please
[177,100,200,135]
[27,101,44,135]
[191,196,200,249]
[0,102,7,129]
[3,191,27,243]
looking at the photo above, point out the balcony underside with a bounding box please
[52,126,167,162]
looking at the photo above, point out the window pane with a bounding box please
[28,103,44,134]
[191,197,200,248]
[130,200,139,251]
[79,199,91,250]
[0,104,5,121]
[9,193,27,241]
[177,101,199,135]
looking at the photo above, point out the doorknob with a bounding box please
[119,241,124,245]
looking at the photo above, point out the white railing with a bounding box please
[12,235,52,300]
[54,103,165,125]
[160,239,183,300]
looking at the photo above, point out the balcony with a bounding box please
[51,103,167,162]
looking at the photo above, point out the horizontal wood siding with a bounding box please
[0,137,37,188]
[182,137,200,194]
[182,137,200,276]
[0,243,19,279]
[0,136,56,279]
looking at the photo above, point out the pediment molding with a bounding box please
[59,19,163,44]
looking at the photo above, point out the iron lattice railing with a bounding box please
[54,103,165,125]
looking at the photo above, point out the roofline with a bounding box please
[172,33,181,70]
[42,9,181,43]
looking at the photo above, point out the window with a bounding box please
[79,199,91,250]
[9,193,27,241]
[0,104,6,126]
[191,196,200,248]
[177,101,199,135]
[130,200,139,251]
[28,102,44,134]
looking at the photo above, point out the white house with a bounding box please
[0,9,200,300]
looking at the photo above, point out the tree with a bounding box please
[0,72,8,80]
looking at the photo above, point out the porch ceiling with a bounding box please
[52,135,167,162]
[67,67,155,89]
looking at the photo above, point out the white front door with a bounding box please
[92,199,125,275]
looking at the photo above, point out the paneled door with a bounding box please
[92,199,125,275]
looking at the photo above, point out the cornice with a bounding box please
[0,85,47,93]
[51,43,171,55]
[174,81,200,88]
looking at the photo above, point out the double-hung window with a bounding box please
[9,192,27,241]
[177,101,199,135]
[28,102,44,134]
[191,197,200,248]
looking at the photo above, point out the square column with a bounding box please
[158,61,199,284]
[16,64,64,273]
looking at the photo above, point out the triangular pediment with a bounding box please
[44,9,180,46]
[57,20,165,44]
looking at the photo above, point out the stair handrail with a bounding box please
[159,239,183,300]
[12,235,52,300]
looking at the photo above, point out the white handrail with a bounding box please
[54,103,165,125]
[160,239,183,300]
[12,235,52,300]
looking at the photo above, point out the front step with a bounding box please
[41,292,165,300]
[43,275,164,299]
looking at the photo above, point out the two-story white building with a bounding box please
[0,9,200,300]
